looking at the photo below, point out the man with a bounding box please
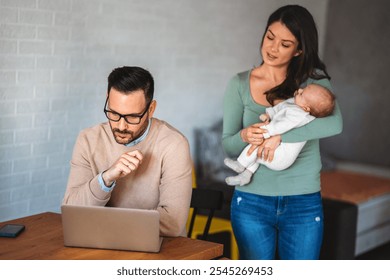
[63,66,192,237]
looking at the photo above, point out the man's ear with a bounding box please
[148,100,157,119]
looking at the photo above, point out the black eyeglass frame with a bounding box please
[103,97,151,125]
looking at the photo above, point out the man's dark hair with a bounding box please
[107,66,154,104]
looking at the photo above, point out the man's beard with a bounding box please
[112,128,134,145]
[111,120,149,145]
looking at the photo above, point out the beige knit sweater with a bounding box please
[63,118,193,237]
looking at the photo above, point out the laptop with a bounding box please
[61,204,163,253]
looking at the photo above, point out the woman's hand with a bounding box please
[240,123,268,146]
[257,135,281,162]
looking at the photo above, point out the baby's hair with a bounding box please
[308,85,335,118]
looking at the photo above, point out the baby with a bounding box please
[224,83,335,186]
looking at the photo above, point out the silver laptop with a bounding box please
[61,205,163,253]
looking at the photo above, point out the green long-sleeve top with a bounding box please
[222,70,343,196]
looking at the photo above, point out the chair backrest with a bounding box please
[187,188,224,240]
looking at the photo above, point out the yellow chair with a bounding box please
[186,169,239,260]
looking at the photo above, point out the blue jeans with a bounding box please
[231,190,324,260]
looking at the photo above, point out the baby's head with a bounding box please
[294,84,335,118]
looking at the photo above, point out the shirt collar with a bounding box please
[125,118,152,147]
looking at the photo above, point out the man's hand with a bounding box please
[102,150,143,187]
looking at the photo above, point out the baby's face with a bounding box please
[294,84,320,111]
[294,87,310,109]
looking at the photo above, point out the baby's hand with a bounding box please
[259,114,270,122]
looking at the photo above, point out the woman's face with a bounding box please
[261,21,301,68]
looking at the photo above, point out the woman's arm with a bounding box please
[222,75,248,157]
[222,74,266,157]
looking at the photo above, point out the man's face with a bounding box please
[105,88,154,145]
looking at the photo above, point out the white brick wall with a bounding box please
[0,0,329,221]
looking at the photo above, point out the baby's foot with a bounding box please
[224,158,245,173]
[225,169,253,186]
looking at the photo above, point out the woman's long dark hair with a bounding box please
[261,5,330,105]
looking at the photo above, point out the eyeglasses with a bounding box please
[103,97,151,125]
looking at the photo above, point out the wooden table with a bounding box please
[0,212,223,260]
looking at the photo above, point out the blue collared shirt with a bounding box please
[98,119,152,192]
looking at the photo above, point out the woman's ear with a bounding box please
[294,49,303,57]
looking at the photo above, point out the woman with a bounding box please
[222,5,342,260]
